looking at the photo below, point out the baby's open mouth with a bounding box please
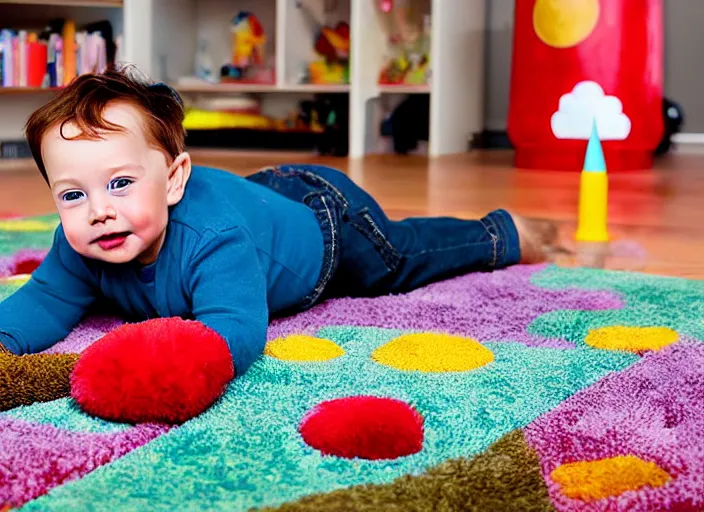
[94,232,131,243]
[93,232,131,249]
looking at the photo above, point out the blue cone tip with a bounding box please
[583,120,606,172]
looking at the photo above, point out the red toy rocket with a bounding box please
[507,0,664,172]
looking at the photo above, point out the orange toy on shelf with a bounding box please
[309,22,350,85]
[232,12,265,69]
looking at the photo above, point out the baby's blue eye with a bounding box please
[62,190,84,202]
[109,178,133,191]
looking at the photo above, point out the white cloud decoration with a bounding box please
[551,81,631,140]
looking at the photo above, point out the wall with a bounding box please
[484,0,704,133]
[663,0,704,132]
[483,0,513,132]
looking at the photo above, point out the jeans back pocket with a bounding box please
[348,208,401,272]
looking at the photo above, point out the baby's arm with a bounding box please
[0,227,97,354]
[187,227,269,377]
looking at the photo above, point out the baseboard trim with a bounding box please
[672,133,704,144]
[470,131,704,153]
[671,133,704,153]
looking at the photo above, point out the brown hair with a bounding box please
[24,66,186,182]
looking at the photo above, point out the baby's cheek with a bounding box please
[129,204,168,238]
[125,185,169,237]
[59,215,87,250]
[64,228,90,255]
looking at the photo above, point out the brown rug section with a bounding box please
[263,429,554,512]
[0,352,80,411]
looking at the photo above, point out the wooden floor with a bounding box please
[1,149,703,279]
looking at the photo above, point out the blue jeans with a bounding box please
[246,165,520,309]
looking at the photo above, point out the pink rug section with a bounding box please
[0,249,49,278]
[41,315,125,355]
[0,417,169,508]
[525,342,704,511]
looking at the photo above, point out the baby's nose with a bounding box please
[89,203,117,224]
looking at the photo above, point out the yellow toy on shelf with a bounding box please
[221,12,269,81]
[183,109,272,131]
[575,121,609,242]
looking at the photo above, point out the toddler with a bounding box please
[0,69,557,376]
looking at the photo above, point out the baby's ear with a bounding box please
[166,152,192,206]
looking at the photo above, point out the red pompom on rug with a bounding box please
[13,252,44,275]
[70,317,234,424]
[299,396,425,460]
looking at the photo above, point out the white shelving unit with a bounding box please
[0,0,486,158]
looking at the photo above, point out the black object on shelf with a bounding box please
[380,95,430,155]
[0,140,31,159]
[314,94,349,157]
[186,128,321,151]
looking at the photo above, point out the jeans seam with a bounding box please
[265,166,351,209]
[404,240,490,259]
[298,193,339,309]
[316,195,336,294]
[350,212,401,271]
[480,218,499,267]
[310,174,349,208]
[282,166,350,209]
[491,211,510,264]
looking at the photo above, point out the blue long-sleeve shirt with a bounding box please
[0,165,325,375]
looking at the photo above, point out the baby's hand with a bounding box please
[0,352,79,411]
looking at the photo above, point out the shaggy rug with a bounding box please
[1,215,703,511]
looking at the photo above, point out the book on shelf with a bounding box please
[0,140,31,159]
[0,20,116,90]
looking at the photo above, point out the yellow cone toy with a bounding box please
[575,121,609,242]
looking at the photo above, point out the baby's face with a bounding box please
[42,102,183,265]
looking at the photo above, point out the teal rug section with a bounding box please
[529,266,704,345]
[0,215,58,256]
[2,397,132,434]
[21,325,637,511]
[0,281,25,301]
